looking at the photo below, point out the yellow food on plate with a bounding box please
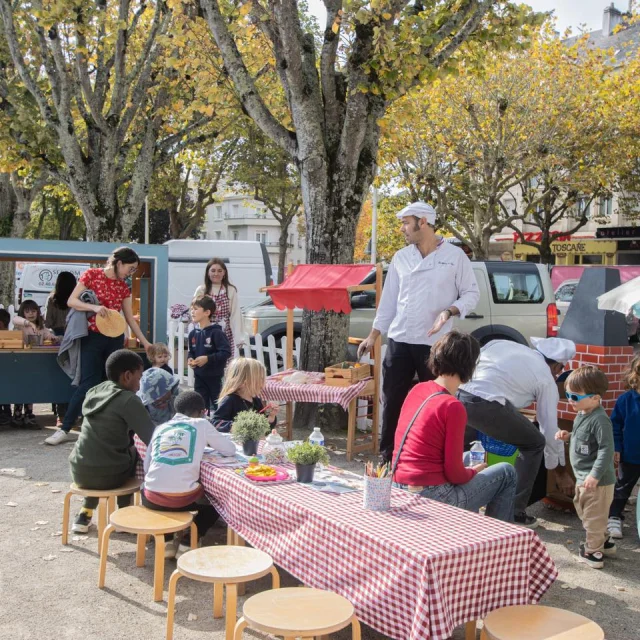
[245,464,277,477]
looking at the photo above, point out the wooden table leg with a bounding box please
[351,615,362,640]
[97,497,108,550]
[62,491,72,545]
[166,570,182,640]
[226,526,234,545]
[465,620,478,640]
[136,534,147,567]
[98,524,115,589]
[285,402,293,440]
[225,583,238,640]
[213,582,224,619]
[233,617,247,640]
[346,398,357,461]
[153,534,166,602]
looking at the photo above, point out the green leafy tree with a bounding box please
[198,0,541,397]
[228,126,302,284]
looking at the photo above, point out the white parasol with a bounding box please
[597,275,640,316]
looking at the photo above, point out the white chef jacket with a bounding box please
[460,340,565,469]
[372,241,480,346]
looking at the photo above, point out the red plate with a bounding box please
[244,466,290,482]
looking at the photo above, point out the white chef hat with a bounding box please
[396,202,437,225]
[531,337,576,365]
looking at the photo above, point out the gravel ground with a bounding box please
[1,408,639,640]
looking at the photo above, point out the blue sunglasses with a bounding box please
[566,391,595,402]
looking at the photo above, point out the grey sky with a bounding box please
[307,1,629,35]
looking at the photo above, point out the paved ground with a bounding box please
[1,410,639,640]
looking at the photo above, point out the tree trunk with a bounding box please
[277,224,289,284]
[0,174,17,307]
[538,238,554,264]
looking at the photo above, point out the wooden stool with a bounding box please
[480,605,604,640]
[233,587,361,640]
[166,546,279,640]
[98,506,196,602]
[62,478,142,547]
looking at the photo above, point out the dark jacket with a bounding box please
[212,393,275,433]
[611,389,640,465]
[188,323,231,379]
[69,381,155,476]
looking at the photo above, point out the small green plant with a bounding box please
[286,441,329,466]
[231,410,270,444]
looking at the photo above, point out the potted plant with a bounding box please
[286,441,330,483]
[231,410,270,456]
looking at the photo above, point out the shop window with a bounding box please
[487,264,544,304]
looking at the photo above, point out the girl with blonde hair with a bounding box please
[211,358,278,432]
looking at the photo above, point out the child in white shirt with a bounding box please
[142,390,235,558]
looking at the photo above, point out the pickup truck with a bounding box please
[242,261,559,354]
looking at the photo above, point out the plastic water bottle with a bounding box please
[309,427,325,447]
[470,441,485,466]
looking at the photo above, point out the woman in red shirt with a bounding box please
[393,331,516,522]
[46,247,152,446]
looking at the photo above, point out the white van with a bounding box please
[16,263,89,308]
[165,240,272,312]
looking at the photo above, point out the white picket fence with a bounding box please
[167,320,302,386]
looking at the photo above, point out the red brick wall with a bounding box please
[557,344,635,421]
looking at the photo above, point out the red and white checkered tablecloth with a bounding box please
[263,369,371,410]
[134,440,557,640]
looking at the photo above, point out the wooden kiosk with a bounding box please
[0,238,168,404]
[262,263,383,461]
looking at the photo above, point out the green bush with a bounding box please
[231,410,270,443]
[286,441,329,466]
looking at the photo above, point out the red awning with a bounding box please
[269,264,374,313]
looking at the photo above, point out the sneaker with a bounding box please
[164,536,178,560]
[602,536,617,557]
[578,543,604,569]
[23,413,41,430]
[175,542,195,560]
[71,511,92,533]
[514,513,539,529]
[608,516,623,539]
[45,429,72,446]
[11,411,24,428]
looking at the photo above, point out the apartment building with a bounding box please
[202,193,305,278]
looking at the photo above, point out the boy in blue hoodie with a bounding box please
[608,355,640,539]
[188,296,231,414]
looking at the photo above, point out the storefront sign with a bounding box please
[596,226,640,239]
[550,239,616,255]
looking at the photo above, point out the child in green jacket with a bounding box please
[556,365,616,569]
[69,350,155,533]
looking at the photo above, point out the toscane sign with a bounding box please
[551,241,587,253]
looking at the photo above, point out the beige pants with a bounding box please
[573,483,615,554]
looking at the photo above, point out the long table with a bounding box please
[135,441,557,640]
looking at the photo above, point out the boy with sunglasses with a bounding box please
[556,366,616,569]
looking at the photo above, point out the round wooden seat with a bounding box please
[69,477,142,497]
[178,546,275,583]
[62,478,142,547]
[166,546,280,640]
[98,506,197,603]
[109,506,194,535]
[481,605,604,640]
[234,587,361,640]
